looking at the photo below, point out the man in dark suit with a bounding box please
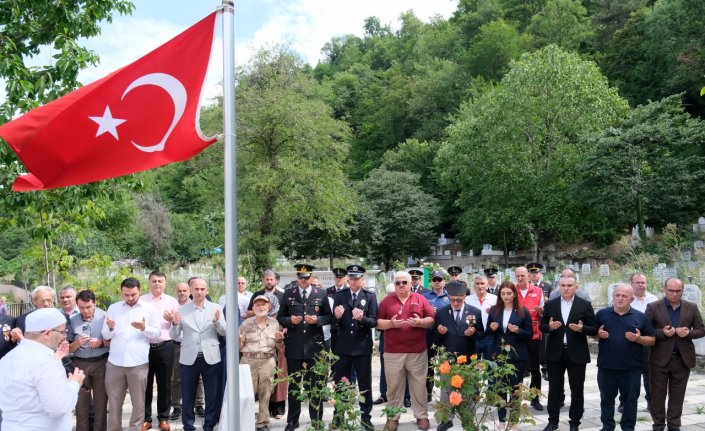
[331,265,377,431]
[484,267,500,295]
[540,275,598,431]
[277,263,332,431]
[433,280,483,431]
[326,267,349,352]
[646,277,705,431]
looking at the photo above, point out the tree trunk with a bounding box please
[531,227,540,262]
[636,191,646,240]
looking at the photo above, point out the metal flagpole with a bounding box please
[221,0,240,429]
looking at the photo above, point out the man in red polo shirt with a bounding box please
[377,271,435,431]
[515,265,545,411]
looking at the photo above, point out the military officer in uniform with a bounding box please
[277,264,332,431]
[447,266,463,281]
[331,265,377,431]
[528,262,552,381]
[408,269,428,294]
[326,268,349,352]
[485,267,501,295]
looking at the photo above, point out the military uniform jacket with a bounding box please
[536,281,553,297]
[433,303,484,356]
[278,286,332,360]
[332,288,378,356]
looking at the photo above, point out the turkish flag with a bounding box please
[0,12,219,192]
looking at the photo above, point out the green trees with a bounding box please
[437,45,628,259]
[577,95,705,239]
[355,169,439,270]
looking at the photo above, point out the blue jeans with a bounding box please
[597,368,641,431]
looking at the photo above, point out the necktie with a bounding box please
[352,292,357,304]
[302,289,307,303]
[455,310,461,325]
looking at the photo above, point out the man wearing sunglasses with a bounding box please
[422,270,450,402]
[277,264,332,431]
[377,271,435,431]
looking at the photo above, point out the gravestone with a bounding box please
[548,244,556,252]
[695,240,705,249]
[683,250,692,261]
[683,284,701,306]
[583,281,601,299]
[581,263,591,275]
[599,264,609,277]
[508,251,516,258]
[606,283,621,306]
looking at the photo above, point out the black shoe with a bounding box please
[569,426,579,431]
[257,427,270,431]
[361,419,374,431]
[373,396,387,405]
[437,420,453,431]
[403,398,411,408]
[169,408,181,421]
[543,423,558,431]
[284,422,299,431]
[646,399,651,411]
[667,427,680,431]
[617,403,624,413]
[531,398,544,411]
[195,405,206,417]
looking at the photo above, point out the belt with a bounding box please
[173,341,181,346]
[242,352,274,359]
[150,340,172,348]
[73,353,109,362]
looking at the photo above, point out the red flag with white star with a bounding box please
[0,12,218,192]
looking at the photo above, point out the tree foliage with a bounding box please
[577,94,705,238]
[437,45,629,258]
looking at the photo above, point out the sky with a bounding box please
[72,0,459,103]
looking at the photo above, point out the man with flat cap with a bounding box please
[0,307,86,431]
[331,265,377,431]
[408,269,428,294]
[434,280,484,431]
[240,295,284,431]
[278,264,332,431]
[484,267,500,295]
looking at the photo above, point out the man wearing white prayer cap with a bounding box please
[0,307,86,431]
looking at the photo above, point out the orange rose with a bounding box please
[470,354,478,361]
[449,390,463,406]
[439,361,451,375]
[451,375,464,388]
[475,362,487,371]
[456,355,467,364]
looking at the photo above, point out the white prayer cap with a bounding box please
[25,308,66,332]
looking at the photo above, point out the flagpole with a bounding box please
[221,0,240,429]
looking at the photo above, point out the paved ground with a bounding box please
[119,353,705,431]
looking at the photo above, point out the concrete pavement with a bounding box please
[117,353,705,431]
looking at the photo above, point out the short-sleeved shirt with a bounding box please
[377,292,434,353]
[239,316,281,355]
[595,306,655,370]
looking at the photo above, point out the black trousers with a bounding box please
[526,338,542,394]
[181,356,222,431]
[332,354,372,420]
[145,341,175,422]
[287,357,324,425]
[546,347,586,427]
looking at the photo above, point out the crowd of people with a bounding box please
[0,264,703,431]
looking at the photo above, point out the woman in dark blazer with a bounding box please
[485,281,533,428]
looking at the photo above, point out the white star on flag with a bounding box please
[89,106,126,140]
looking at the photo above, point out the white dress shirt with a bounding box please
[0,339,80,431]
[631,292,658,313]
[218,291,252,318]
[560,296,574,344]
[140,292,179,343]
[466,293,497,329]
[101,300,160,367]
